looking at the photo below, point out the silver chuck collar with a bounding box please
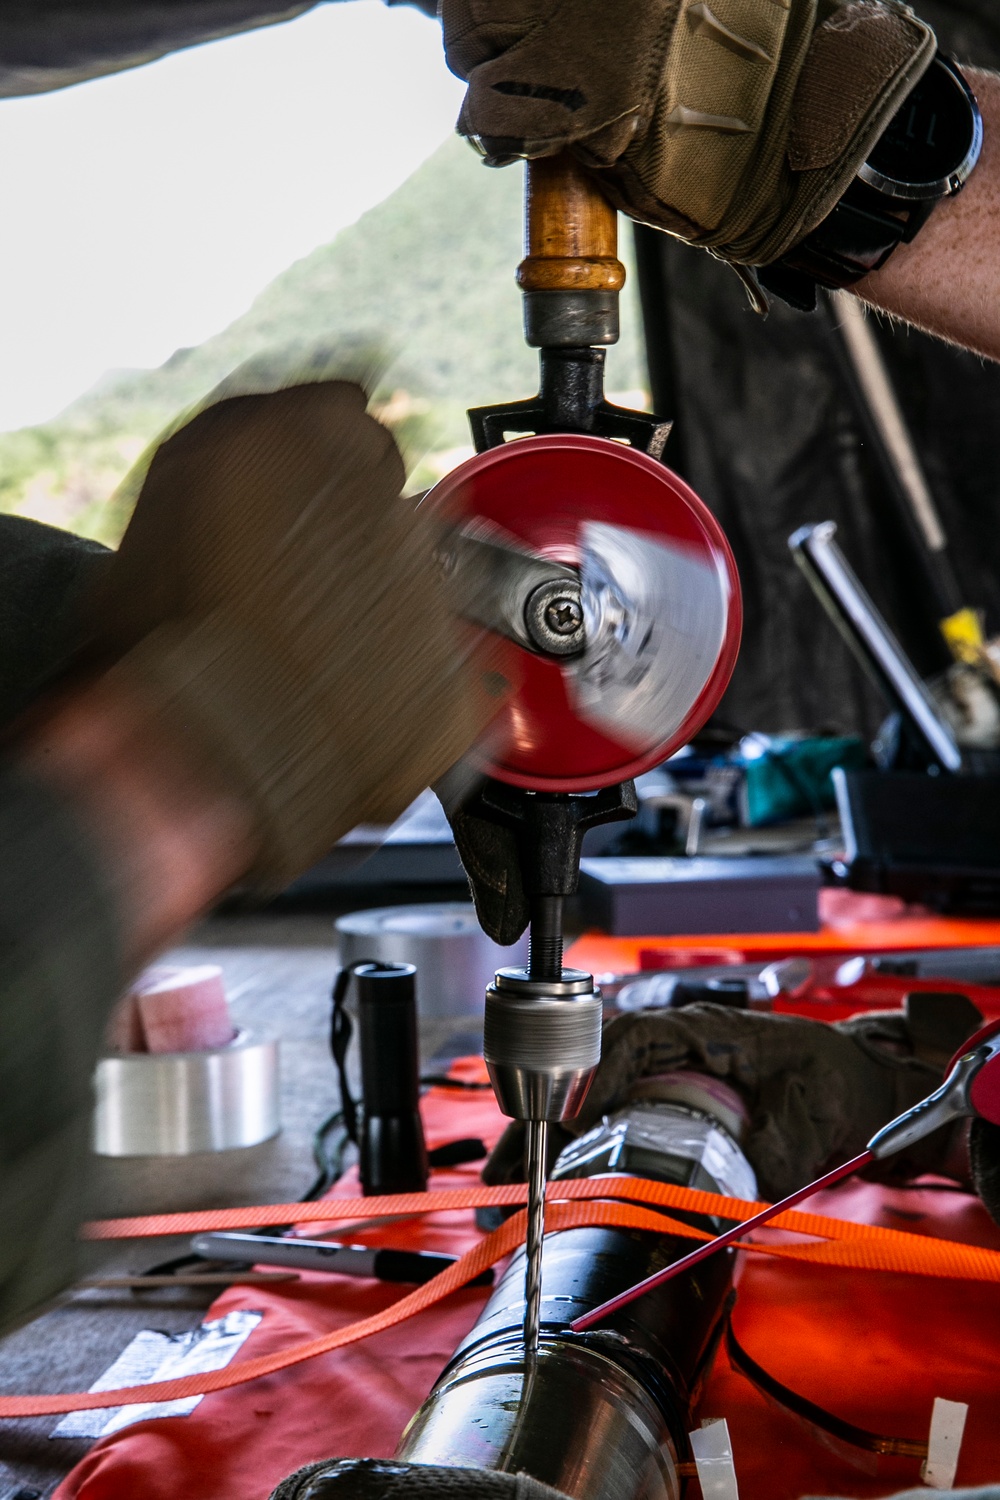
[483,966,602,1124]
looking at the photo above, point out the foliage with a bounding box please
[0,136,649,545]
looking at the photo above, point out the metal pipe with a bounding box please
[397,1088,756,1499]
[831,292,948,557]
[790,520,962,771]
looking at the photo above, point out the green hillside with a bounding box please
[0,136,649,544]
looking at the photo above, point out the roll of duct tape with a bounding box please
[335,904,528,1019]
[92,1030,280,1157]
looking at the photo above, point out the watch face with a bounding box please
[862,56,982,197]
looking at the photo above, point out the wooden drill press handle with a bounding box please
[517,154,626,295]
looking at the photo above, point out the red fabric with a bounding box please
[55,1026,1000,1499]
[713,1180,1000,1496]
[568,920,1000,1025]
[566,900,1000,976]
[54,1086,506,1500]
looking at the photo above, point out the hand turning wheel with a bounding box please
[425,431,741,793]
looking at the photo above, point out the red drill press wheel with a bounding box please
[425,433,742,793]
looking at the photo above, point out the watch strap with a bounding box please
[758,52,981,313]
[757,179,932,313]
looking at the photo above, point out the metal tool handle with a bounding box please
[867,1052,980,1159]
[868,1030,1000,1158]
[789,520,962,772]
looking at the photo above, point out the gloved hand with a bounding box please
[484,992,982,1200]
[83,379,508,891]
[442,0,935,268]
[435,768,529,946]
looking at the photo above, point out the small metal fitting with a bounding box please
[524,578,585,658]
[522,289,620,348]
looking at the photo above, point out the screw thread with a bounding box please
[528,896,564,982]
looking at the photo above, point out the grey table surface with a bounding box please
[0,913,479,1500]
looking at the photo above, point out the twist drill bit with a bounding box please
[523,1117,548,1356]
[522,895,562,1356]
[478,788,629,1364]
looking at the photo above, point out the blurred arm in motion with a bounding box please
[0,669,255,1330]
[15,672,256,971]
[0,377,504,1331]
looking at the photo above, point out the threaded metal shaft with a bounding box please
[528,896,563,982]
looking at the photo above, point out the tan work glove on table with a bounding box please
[84,378,507,892]
[443,0,935,268]
[484,992,982,1200]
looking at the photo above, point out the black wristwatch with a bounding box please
[758,54,983,313]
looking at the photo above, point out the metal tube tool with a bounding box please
[422,155,743,1355]
[479,783,636,1353]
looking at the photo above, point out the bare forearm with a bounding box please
[857,67,1000,361]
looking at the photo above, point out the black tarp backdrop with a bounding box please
[635,0,1000,744]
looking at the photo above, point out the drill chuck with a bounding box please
[483,966,602,1123]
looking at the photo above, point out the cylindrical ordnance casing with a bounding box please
[397,1095,755,1499]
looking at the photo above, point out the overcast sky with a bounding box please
[0,1,466,432]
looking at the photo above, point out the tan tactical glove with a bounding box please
[484,992,981,1200]
[442,0,935,267]
[84,379,507,891]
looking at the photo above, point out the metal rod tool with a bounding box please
[789,520,963,771]
[456,154,735,1356]
[191,1231,493,1287]
[522,882,563,1356]
[479,785,635,1357]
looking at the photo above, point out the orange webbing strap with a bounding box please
[81,1172,1000,1279]
[2,1178,997,1418]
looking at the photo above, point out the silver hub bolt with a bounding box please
[523,578,586,658]
[544,596,584,635]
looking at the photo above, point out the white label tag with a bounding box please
[51,1309,262,1440]
[690,1417,739,1500]
[921,1396,968,1489]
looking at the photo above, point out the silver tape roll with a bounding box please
[92,1029,280,1157]
[336,904,528,1019]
